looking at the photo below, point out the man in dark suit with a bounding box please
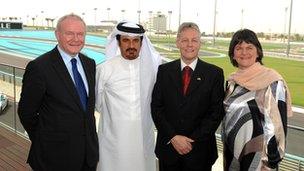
[151,22,225,171]
[18,14,98,171]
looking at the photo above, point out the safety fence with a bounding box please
[1,61,304,171]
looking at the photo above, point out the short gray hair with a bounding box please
[177,22,201,38]
[56,13,86,31]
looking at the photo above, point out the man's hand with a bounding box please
[170,135,194,155]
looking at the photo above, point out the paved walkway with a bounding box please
[0,52,29,69]
[0,125,31,170]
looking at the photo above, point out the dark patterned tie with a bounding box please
[182,66,192,95]
[71,58,87,111]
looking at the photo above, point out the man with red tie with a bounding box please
[151,22,225,171]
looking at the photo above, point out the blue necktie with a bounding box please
[71,58,87,111]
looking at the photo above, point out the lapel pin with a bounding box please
[197,77,201,81]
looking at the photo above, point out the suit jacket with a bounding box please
[18,47,98,171]
[151,58,224,168]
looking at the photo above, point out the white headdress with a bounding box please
[105,21,161,155]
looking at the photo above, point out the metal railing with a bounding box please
[0,62,26,137]
[278,125,304,171]
[216,125,304,171]
[1,61,304,170]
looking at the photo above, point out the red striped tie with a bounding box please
[182,66,192,95]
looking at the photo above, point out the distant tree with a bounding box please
[278,34,285,41]
[226,32,234,38]
[294,34,302,41]
[45,18,50,27]
[257,32,265,38]
[32,17,35,26]
[50,18,55,28]
[265,35,271,40]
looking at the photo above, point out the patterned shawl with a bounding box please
[228,62,293,117]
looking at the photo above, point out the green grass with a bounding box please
[202,57,304,106]
[263,57,304,107]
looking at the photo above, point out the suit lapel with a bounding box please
[187,59,204,96]
[169,60,183,95]
[51,47,84,111]
[79,54,94,111]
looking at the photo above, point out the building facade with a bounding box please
[0,21,23,29]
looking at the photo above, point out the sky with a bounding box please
[1,0,303,34]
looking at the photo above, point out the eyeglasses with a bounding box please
[64,31,85,39]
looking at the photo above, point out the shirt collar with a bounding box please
[181,58,198,71]
[57,45,80,64]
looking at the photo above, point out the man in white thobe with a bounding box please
[95,21,161,171]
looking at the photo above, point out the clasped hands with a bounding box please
[170,135,194,155]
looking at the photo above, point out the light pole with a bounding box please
[50,18,55,28]
[26,15,29,26]
[45,18,49,27]
[137,10,141,24]
[32,17,35,26]
[178,0,181,26]
[167,10,172,50]
[241,8,244,29]
[168,11,172,39]
[148,11,153,36]
[93,8,97,25]
[157,11,161,39]
[138,0,141,24]
[168,11,172,32]
[40,11,44,28]
[121,9,125,21]
[93,8,98,32]
[212,0,217,46]
[286,0,293,57]
[283,7,288,43]
[107,8,111,21]
[81,12,85,20]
